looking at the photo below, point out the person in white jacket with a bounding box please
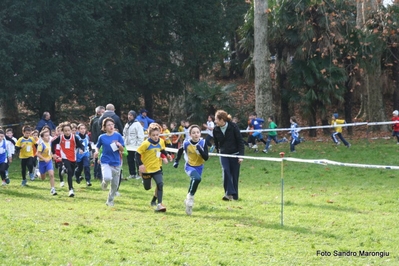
[123,110,145,179]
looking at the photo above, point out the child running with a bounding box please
[94,118,125,207]
[173,125,209,215]
[289,116,301,152]
[331,113,350,148]
[51,122,85,197]
[392,110,399,144]
[15,126,37,186]
[262,116,287,153]
[136,123,172,212]
[0,130,12,186]
[75,123,92,186]
[36,130,57,195]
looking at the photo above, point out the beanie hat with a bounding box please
[393,110,399,116]
[333,113,338,119]
[128,110,137,118]
[140,109,148,114]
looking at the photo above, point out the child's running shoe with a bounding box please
[21,180,27,186]
[184,194,194,216]
[68,189,75,197]
[51,188,57,196]
[155,203,166,212]
[60,181,65,187]
[29,173,35,181]
[5,178,10,184]
[2,180,6,186]
[105,200,114,207]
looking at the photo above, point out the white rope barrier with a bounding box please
[124,146,399,170]
[154,120,395,136]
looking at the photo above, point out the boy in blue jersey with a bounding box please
[174,125,209,215]
[75,124,92,186]
[248,112,267,151]
[94,118,125,207]
[0,130,12,186]
[289,116,301,152]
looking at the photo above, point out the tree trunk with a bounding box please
[392,47,399,111]
[355,0,387,130]
[0,97,22,138]
[39,92,56,124]
[254,0,272,120]
[344,79,354,135]
[143,88,154,119]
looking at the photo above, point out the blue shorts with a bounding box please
[39,160,54,174]
[252,131,263,139]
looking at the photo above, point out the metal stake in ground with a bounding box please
[279,152,285,226]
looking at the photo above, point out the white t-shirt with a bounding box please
[206,121,214,137]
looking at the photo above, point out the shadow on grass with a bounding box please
[160,203,339,239]
[285,201,360,213]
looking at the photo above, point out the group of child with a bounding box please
[1,110,360,216]
[244,112,353,152]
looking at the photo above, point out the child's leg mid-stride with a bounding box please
[39,160,57,196]
[184,165,203,215]
[101,164,120,207]
[62,159,76,197]
[142,171,165,212]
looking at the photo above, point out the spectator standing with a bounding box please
[123,110,144,179]
[213,110,245,201]
[136,109,155,131]
[99,104,124,134]
[90,106,105,179]
[36,112,56,132]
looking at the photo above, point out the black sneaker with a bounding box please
[76,176,84,184]
[150,196,157,206]
[86,181,92,187]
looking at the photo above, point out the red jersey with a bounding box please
[392,116,399,132]
[59,134,77,162]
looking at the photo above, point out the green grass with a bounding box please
[1,138,398,265]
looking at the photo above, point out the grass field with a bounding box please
[1,138,398,265]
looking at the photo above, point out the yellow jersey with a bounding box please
[15,136,37,159]
[37,141,52,161]
[137,138,166,173]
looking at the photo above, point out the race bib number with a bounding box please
[110,142,118,152]
[26,145,31,152]
[65,141,70,149]
[156,151,161,158]
[0,148,4,154]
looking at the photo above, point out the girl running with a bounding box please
[173,125,209,215]
[51,122,84,197]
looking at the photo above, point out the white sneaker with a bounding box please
[106,200,114,207]
[135,174,142,179]
[128,175,135,179]
[101,181,108,190]
[185,194,194,215]
[2,181,6,186]
[252,144,258,149]
[60,181,65,187]
[51,188,57,196]
[115,191,121,197]
[68,189,74,197]
[155,203,166,212]
[262,149,268,153]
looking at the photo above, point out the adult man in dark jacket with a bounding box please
[36,112,56,132]
[98,104,124,135]
[90,106,105,144]
[90,106,105,179]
